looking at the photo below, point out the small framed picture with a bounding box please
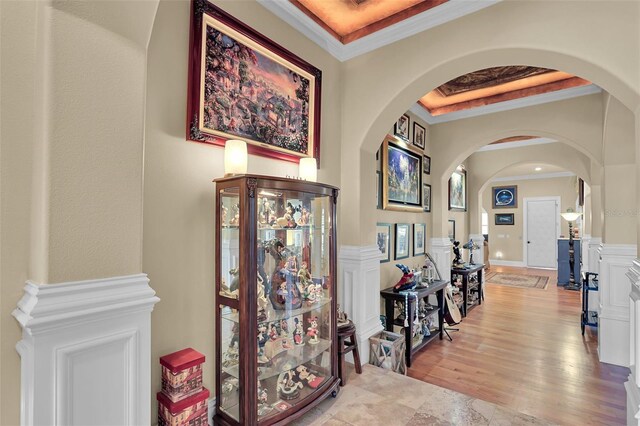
[395,223,410,260]
[448,219,456,242]
[413,122,426,149]
[376,170,382,209]
[376,223,392,263]
[495,213,515,225]
[423,184,431,212]
[394,114,410,141]
[449,168,467,211]
[492,185,517,208]
[423,155,431,175]
[413,223,426,256]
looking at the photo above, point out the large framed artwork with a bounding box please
[395,223,410,260]
[423,184,431,212]
[376,223,391,263]
[413,122,426,149]
[448,168,467,211]
[413,223,426,256]
[492,185,517,208]
[394,114,410,141]
[187,0,322,164]
[381,136,423,212]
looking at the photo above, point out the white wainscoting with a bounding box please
[488,259,526,268]
[598,244,636,367]
[626,259,640,424]
[588,237,603,274]
[13,274,160,425]
[338,245,384,365]
[429,238,452,284]
[469,234,485,273]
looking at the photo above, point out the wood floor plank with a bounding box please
[405,266,628,425]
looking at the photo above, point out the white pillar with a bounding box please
[429,238,452,284]
[338,245,384,365]
[625,259,640,425]
[598,243,636,366]
[588,237,603,274]
[469,234,485,273]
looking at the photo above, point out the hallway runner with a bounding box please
[484,272,549,289]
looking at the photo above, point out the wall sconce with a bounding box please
[224,140,247,176]
[299,157,317,182]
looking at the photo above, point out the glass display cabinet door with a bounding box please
[254,188,333,421]
[219,304,241,422]
[219,187,240,300]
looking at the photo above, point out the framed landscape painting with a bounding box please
[413,223,426,256]
[187,0,322,164]
[492,185,517,208]
[495,213,515,225]
[449,168,467,211]
[381,136,423,212]
[376,223,391,263]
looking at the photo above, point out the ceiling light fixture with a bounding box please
[534,167,542,171]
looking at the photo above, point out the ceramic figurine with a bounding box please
[260,198,273,225]
[257,324,269,364]
[221,205,228,226]
[275,203,298,229]
[337,304,349,328]
[257,382,272,416]
[229,268,240,293]
[303,282,315,303]
[220,278,238,299]
[393,263,416,292]
[452,241,463,266]
[297,262,312,290]
[307,316,320,345]
[277,369,303,400]
[313,282,323,301]
[292,318,305,346]
[266,238,303,310]
[257,274,269,322]
[229,204,240,226]
[286,255,298,274]
[279,319,289,337]
[295,365,324,389]
[269,323,279,341]
[297,206,311,226]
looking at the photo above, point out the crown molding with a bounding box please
[476,137,557,152]
[491,171,575,183]
[257,0,499,62]
[413,84,602,124]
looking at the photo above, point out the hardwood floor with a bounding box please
[407,266,629,425]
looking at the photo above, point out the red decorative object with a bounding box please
[157,388,210,426]
[160,348,205,402]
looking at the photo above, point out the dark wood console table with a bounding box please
[451,264,484,317]
[380,280,448,368]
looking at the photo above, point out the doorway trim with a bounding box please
[522,196,561,269]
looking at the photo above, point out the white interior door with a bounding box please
[525,198,559,268]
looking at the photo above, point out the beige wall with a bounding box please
[482,176,578,262]
[143,0,342,417]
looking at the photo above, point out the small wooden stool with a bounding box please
[337,321,362,386]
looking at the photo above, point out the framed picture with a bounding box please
[413,122,426,149]
[381,136,423,212]
[376,170,382,209]
[187,0,322,164]
[413,223,426,256]
[423,184,431,212]
[423,155,431,175]
[395,223,410,260]
[578,178,585,207]
[448,219,456,242]
[492,185,518,208]
[376,223,392,263]
[394,114,410,141]
[448,168,467,211]
[495,213,515,225]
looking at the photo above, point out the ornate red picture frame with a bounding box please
[187,0,322,164]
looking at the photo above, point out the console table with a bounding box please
[451,264,484,317]
[380,280,448,368]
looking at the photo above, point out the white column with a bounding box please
[625,259,640,425]
[598,244,636,366]
[338,245,384,365]
[582,234,592,273]
[429,238,452,284]
[588,237,603,274]
[469,233,485,272]
[12,274,160,426]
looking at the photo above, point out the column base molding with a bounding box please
[598,244,636,367]
[12,274,160,426]
[626,367,640,425]
[338,245,384,365]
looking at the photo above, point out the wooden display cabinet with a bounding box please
[213,175,340,425]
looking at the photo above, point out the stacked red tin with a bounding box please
[157,348,209,426]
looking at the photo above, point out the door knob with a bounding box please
[527,241,531,244]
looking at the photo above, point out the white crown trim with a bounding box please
[412,84,602,124]
[491,171,575,183]
[257,0,499,62]
[13,274,160,335]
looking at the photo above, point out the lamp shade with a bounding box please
[561,211,582,222]
[299,157,317,182]
[224,140,247,176]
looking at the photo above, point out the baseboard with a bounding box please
[489,259,525,267]
[209,397,216,425]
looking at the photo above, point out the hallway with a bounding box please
[407,266,628,425]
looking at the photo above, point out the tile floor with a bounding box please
[293,365,553,426]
